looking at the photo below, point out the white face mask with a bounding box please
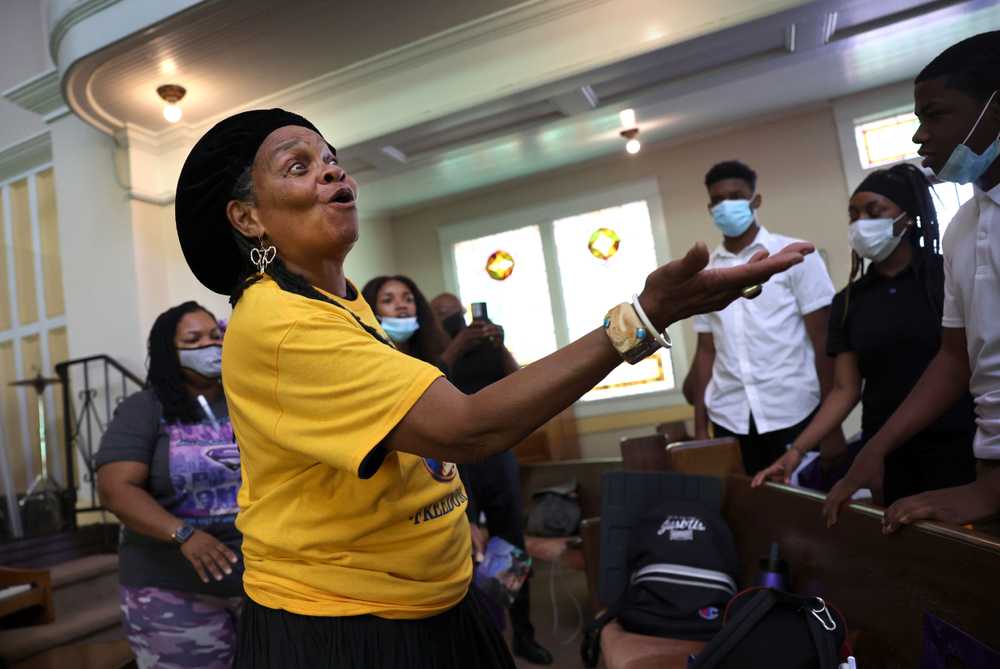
[848,213,909,262]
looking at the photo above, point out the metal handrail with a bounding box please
[54,355,144,526]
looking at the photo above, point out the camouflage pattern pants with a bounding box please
[121,585,242,669]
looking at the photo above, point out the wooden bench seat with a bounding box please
[600,621,705,669]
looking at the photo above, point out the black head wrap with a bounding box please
[175,109,328,295]
[853,167,919,219]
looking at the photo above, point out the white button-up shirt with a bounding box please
[941,183,1000,459]
[692,226,835,434]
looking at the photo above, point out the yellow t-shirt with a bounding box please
[222,275,471,618]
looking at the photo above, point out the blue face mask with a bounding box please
[380,316,420,343]
[936,90,1000,185]
[711,199,755,237]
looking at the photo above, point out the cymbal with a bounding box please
[8,374,61,389]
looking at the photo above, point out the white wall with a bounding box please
[343,214,399,288]
[48,114,146,374]
[0,0,50,150]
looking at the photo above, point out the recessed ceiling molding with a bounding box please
[0,131,53,182]
[48,0,125,64]
[822,11,839,43]
[56,0,813,146]
[381,146,408,163]
[53,0,205,135]
[784,23,797,52]
[2,69,68,122]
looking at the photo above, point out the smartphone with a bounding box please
[471,302,489,322]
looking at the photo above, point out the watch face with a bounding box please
[174,525,195,543]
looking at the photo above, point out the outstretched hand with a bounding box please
[637,242,814,330]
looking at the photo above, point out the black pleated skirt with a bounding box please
[235,589,516,669]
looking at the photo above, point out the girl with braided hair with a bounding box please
[753,162,976,504]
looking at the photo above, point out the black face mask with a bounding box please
[442,312,467,337]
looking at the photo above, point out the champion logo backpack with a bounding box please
[582,498,741,667]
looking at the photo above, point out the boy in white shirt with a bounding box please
[691,161,841,475]
[824,31,1000,530]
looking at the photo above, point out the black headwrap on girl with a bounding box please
[853,169,920,220]
[842,162,943,324]
[175,109,328,295]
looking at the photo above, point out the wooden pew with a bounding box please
[0,566,53,628]
[620,434,670,472]
[620,434,743,478]
[665,438,744,478]
[723,476,1000,667]
[655,421,691,443]
[580,473,1000,667]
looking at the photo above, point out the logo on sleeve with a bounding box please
[422,457,457,483]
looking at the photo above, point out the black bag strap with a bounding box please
[580,592,628,668]
[689,589,778,668]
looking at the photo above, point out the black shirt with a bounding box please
[94,390,243,597]
[827,256,974,439]
[449,342,508,395]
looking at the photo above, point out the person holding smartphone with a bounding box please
[430,293,551,664]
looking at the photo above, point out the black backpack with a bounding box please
[582,498,741,667]
[691,588,849,668]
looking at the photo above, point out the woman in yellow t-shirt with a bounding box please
[174,109,812,668]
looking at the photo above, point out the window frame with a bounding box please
[437,178,691,417]
[0,162,67,489]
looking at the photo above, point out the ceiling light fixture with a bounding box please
[619,108,640,155]
[157,84,186,123]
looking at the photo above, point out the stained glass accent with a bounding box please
[485,250,515,281]
[588,227,621,260]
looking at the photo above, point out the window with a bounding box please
[0,166,69,498]
[552,201,673,400]
[451,226,558,365]
[854,112,920,169]
[445,185,676,403]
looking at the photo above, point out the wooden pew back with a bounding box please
[619,434,670,472]
[723,476,1000,668]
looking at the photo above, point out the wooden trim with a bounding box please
[576,404,693,435]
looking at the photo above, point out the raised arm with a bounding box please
[384,242,813,463]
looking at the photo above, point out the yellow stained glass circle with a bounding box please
[588,227,621,260]
[486,250,515,281]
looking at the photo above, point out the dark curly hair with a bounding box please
[362,275,449,365]
[147,301,218,424]
[705,160,757,191]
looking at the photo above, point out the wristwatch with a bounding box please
[171,524,195,545]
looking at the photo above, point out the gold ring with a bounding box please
[741,284,763,300]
